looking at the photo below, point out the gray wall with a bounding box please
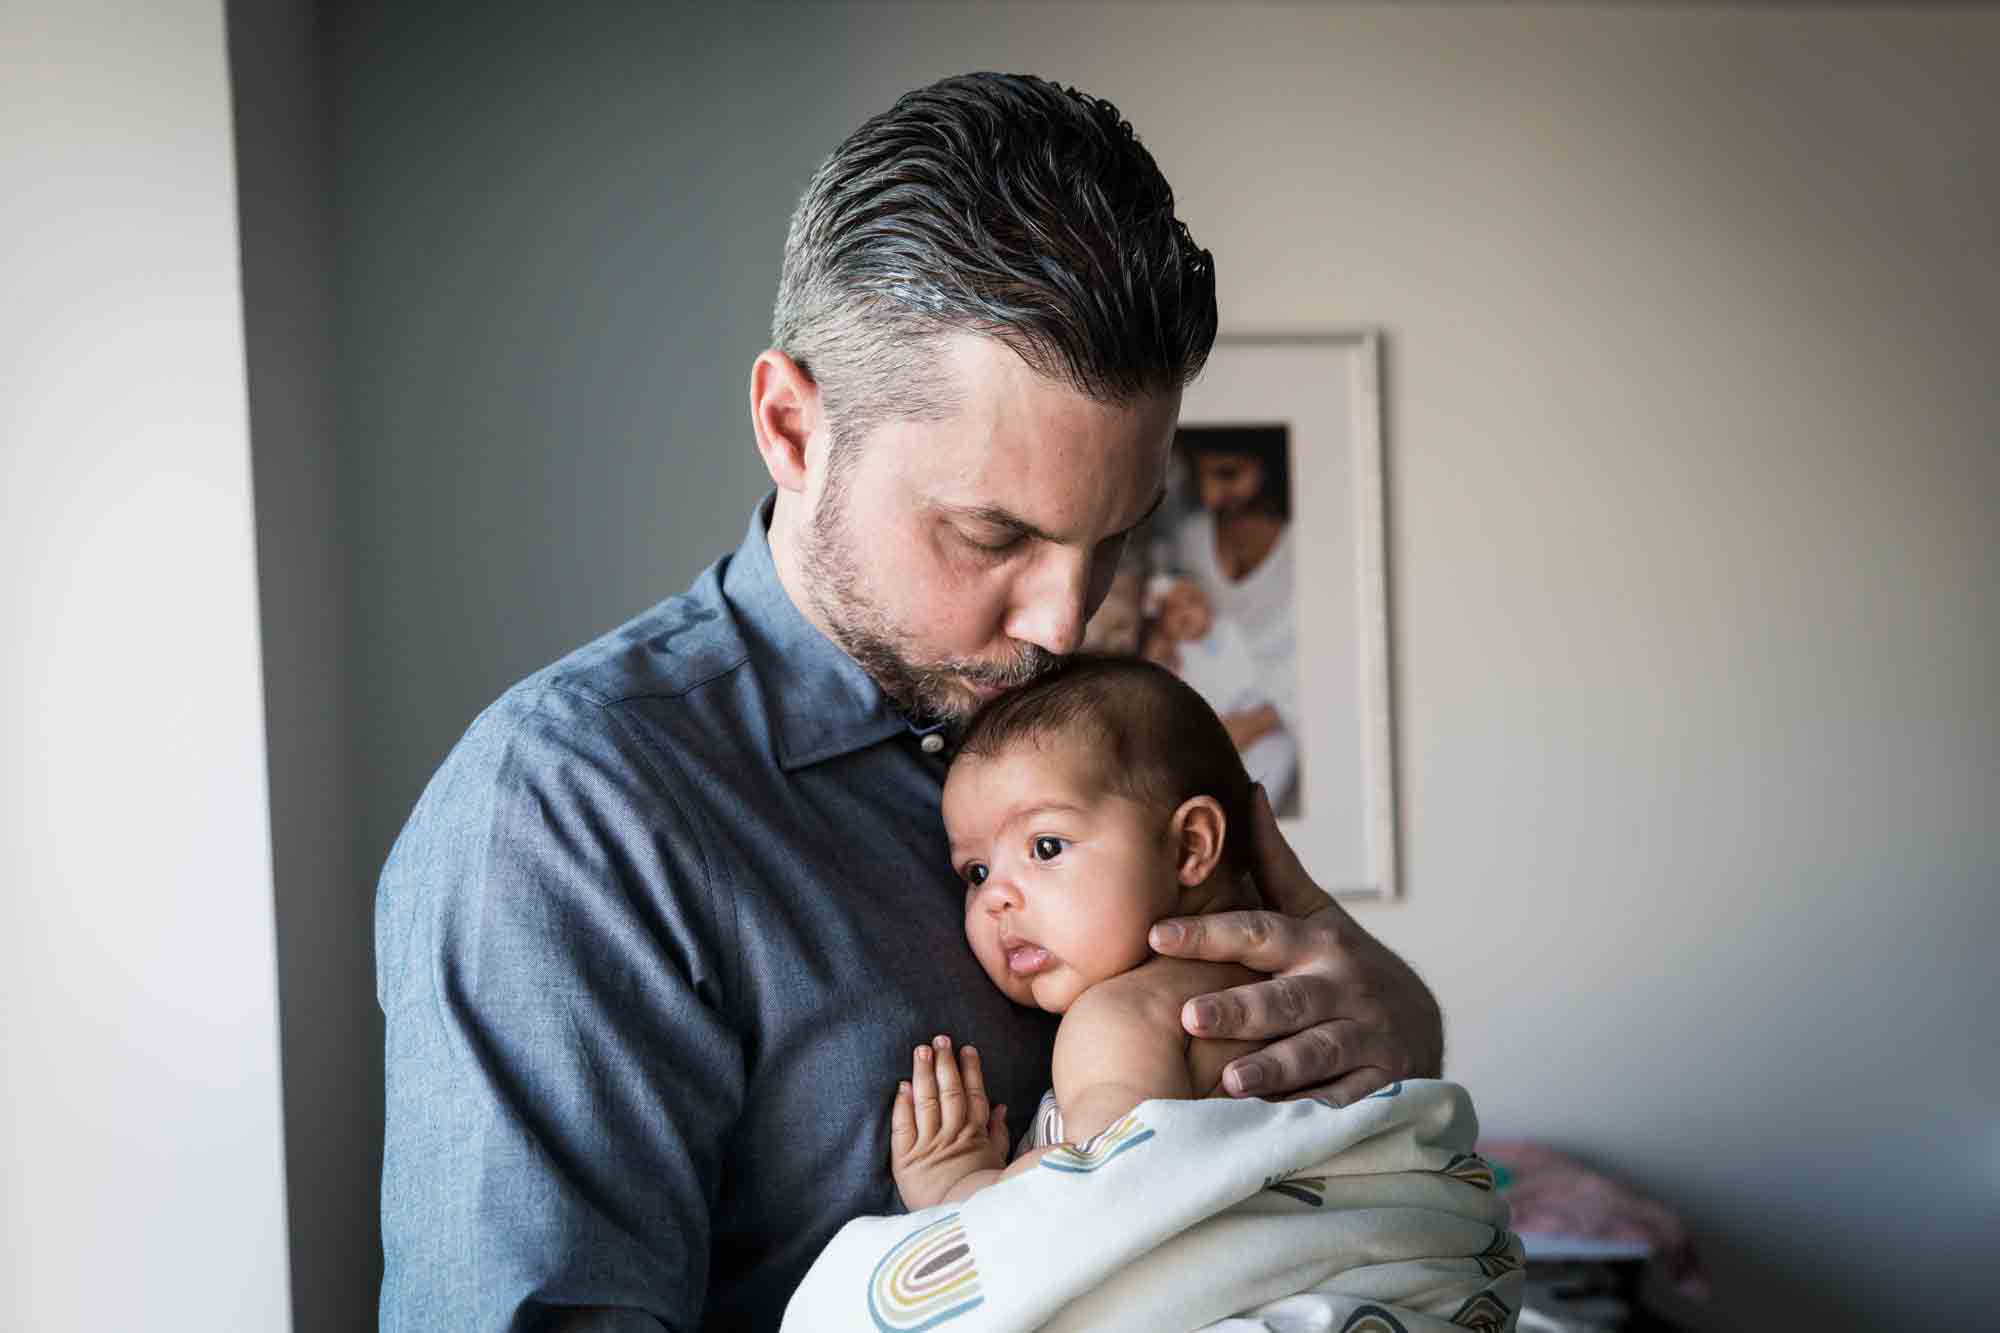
[230,2,378,1329]
[1,1,293,1326]
[332,4,2000,1327]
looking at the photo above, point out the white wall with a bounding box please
[334,4,1998,1327]
[0,2,292,1329]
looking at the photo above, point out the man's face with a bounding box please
[799,335,1180,724]
[1190,451,1266,517]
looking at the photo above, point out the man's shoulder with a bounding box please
[531,566,752,711]
[422,565,765,810]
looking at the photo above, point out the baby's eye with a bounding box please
[963,862,989,887]
[1032,836,1068,862]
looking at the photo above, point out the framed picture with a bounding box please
[1082,333,1398,901]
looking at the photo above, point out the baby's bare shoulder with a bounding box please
[1069,957,1257,1031]
[1129,955,1263,1005]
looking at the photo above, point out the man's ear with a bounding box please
[1169,796,1228,888]
[749,349,822,494]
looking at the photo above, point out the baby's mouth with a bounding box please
[998,930,1054,976]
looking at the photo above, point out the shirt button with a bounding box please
[920,733,946,755]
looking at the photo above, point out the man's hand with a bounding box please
[1148,785,1443,1107]
[890,1035,1009,1210]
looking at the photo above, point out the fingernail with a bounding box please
[934,1034,950,1048]
[963,1045,977,1058]
[1228,1064,1266,1095]
[1153,922,1184,949]
[916,1045,931,1061]
[1188,999,1218,1031]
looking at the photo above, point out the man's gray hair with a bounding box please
[771,72,1218,450]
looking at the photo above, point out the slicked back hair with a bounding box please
[953,656,1256,878]
[772,72,1218,451]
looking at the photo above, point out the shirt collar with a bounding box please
[722,494,916,772]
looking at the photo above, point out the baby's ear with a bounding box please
[1169,796,1227,888]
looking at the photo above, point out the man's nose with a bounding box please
[1003,548,1089,657]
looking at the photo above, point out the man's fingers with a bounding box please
[1285,1065,1396,1109]
[1182,973,1346,1041]
[931,1035,964,1135]
[911,1043,940,1140]
[1152,909,1320,974]
[1217,1019,1386,1098]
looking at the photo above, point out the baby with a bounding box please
[891,656,1268,1209]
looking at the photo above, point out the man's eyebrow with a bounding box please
[940,485,1168,545]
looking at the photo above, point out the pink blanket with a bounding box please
[1480,1139,1709,1301]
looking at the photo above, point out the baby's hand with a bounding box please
[890,1035,1010,1211]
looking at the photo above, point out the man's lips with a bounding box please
[999,931,1053,976]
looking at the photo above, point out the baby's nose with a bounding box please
[979,877,1023,912]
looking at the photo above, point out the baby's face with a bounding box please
[942,733,1182,1014]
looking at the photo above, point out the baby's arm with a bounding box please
[1050,979,1194,1146]
[891,1035,1052,1209]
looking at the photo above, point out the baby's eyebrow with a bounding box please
[1006,801,1089,823]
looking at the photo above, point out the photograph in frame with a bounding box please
[1082,334,1398,900]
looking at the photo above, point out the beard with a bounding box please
[798,468,1062,729]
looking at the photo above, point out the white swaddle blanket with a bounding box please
[782,1080,1523,1333]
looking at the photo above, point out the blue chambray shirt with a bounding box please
[376,497,1059,1330]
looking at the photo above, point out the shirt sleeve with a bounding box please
[376,682,743,1332]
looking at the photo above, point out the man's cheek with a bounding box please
[918,574,1003,649]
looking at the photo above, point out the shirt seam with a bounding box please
[546,642,753,709]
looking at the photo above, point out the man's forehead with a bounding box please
[930,424,1175,538]
[909,336,1179,519]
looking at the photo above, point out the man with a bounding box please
[377,73,1441,1330]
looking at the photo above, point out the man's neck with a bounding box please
[766,490,838,648]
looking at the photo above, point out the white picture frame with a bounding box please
[1173,333,1398,902]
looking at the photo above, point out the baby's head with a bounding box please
[942,656,1258,1014]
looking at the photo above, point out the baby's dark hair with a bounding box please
[954,656,1256,877]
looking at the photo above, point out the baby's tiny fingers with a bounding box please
[911,1043,940,1140]
[890,1081,916,1154]
[932,1035,966,1134]
[961,1044,991,1126]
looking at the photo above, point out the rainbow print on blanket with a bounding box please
[1038,1112,1154,1173]
[865,1213,983,1331]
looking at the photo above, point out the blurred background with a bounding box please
[5,1,1996,1329]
